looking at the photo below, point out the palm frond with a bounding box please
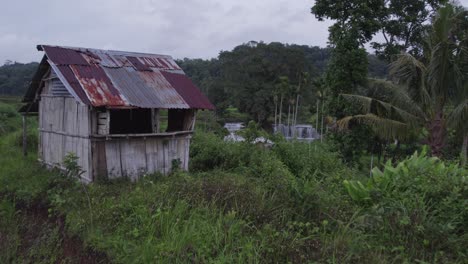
[366,79,428,120]
[389,53,432,110]
[341,94,424,127]
[426,3,468,111]
[447,100,468,134]
[337,114,412,140]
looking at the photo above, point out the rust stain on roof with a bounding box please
[35,45,214,109]
[138,70,189,109]
[69,65,127,107]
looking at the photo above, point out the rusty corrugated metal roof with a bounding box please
[30,45,214,109]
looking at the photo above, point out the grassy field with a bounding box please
[0,99,466,263]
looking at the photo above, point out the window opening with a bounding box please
[109,108,152,134]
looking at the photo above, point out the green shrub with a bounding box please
[344,147,468,262]
[189,132,234,171]
[273,140,347,178]
[0,102,21,135]
[190,131,294,185]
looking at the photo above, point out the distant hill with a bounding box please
[176,42,389,124]
[0,62,39,96]
[177,44,388,90]
[0,43,388,97]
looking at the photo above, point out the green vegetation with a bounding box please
[338,4,468,160]
[0,62,38,95]
[177,43,387,126]
[1,2,467,263]
[0,100,466,263]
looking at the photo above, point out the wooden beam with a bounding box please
[39,129,91,139]
[91,131,193,140]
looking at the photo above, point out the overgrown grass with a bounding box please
[0,102,466,263]
[0,198,20,263]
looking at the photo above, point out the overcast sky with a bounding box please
[1,0,467,64]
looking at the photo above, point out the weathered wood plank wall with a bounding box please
[39,94,92,182]
[95,135,191,181]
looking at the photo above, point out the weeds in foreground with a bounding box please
[0,120,466,262]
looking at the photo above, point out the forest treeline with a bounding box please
[0,43,388,113]
[0,61,38,95]
[177,42,387,123]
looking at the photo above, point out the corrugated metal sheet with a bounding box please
[30,45,214,109]
[138,70,189,109]
[42,46,89,65]
[104,67,165,108]
[69,64,127,106]
[161,71,214,109]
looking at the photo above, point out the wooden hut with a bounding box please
[20,45,214,182]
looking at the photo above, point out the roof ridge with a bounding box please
[38,44,173,59]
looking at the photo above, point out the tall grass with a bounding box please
[0,101,466,263]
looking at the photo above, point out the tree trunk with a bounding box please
[294,94,300,127]
[320,101,324,143]
[291,104,295,137]
[274,100,278,131]
[427,111,446,157]
[392,140,400,162]
[279,95,283,125]
[316,100,319,136]
[287,104,291,137]
[377,142,382,164]
[461,134,467,167]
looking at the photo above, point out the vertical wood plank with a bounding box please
[156,140,165,174]
[145,138,159,174]
[81,139,91,182]
[177,138,186,170]
[164,139,170,174]
[120,139,147,181]
[105,141,122,179]
[93,141,107,180]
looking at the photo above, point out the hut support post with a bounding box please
[22,114,27,156]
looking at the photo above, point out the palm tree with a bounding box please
[313,77,328,141]
[293,72,310,128]
[277,76,290,126]
[338,4,468,159]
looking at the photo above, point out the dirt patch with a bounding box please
[14,201,111,263]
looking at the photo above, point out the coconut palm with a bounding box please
[338,4,468,159]
[276,76,290,126]
[293,72,310,128]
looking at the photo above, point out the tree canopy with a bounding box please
[0,62,38,96]
[312,0,445,60]
[338,3,468,159]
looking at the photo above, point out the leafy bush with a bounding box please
[273,140,346,178]
[190,131,294,184]
[0,102,21,135]
[344,147,468,262]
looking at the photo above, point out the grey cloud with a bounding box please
[0,0,330,63]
